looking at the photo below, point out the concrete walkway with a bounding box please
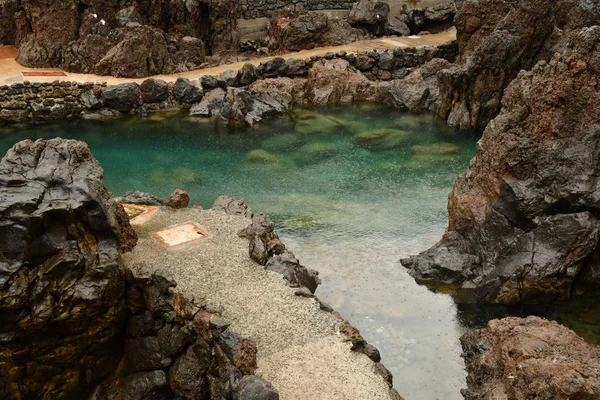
[0,29,455,86]
[124,207,396,400]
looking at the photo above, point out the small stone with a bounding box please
[294,287,314,298]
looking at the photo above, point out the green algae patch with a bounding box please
[412,142,461,156]
[293,110,345,136]
[295,143,338,164]
[352,129,411,151]
[245,149,281,163]
[147,167,203,187]
[262,134,304,152]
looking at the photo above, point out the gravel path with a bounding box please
[124,207,396,399]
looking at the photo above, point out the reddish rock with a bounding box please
[461,317,600,400]
[166,189,190,209]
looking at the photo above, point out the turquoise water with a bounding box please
[2,105,597,399]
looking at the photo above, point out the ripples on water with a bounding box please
[2,104,598,400]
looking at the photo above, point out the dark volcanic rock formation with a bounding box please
[11,0,237,78]
[461,316,600,400]
[402,26,600,304]
[0,138,137,399]
[437,0,600,130]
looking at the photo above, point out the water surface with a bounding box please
[1,105,598,400]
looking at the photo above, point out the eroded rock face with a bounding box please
[402,26,600,304]
[0,138,137,399]
[12,0,224,77]
[437,0,600,130]
[461,316,600,400]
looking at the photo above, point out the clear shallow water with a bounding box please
[1,105,598,400]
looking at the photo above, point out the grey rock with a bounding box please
[117,190,165,206]
[140,78,169,103]
[201,75,220,90]
[102,82,141,112]
[237,375,279,400]
[189,88,226,117]
[169,343,211,398]
[173,78,203,104]
[80,89,102,110]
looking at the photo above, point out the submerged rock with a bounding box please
[411,142,461,156]
[0,138,136,399]
[352,129,410,151]
[245,149,280,164]
[461,316,600,400]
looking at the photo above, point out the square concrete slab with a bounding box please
[122,204,158,225]
[154,223,206,247]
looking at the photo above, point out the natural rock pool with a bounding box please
[2,104,599,400]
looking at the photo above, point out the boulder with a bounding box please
[102,83,141,113]
[140,79,169,103]
[237,376,279,400]
[121,371,173,400]
[0,138,136,399]
[461,317,600,400]
[189,88,226,117]
[348,0,390,35]
[173,78,203,104]
[218,85,291,128]
[166,189,190,209]
[402,26,600,304]
[169,343,211,399]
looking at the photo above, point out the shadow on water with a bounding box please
[3,104,596,399]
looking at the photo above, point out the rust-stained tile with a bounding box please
[154,223,206,247]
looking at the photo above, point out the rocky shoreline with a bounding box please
[0,40,457,126]
[0,137,399,400]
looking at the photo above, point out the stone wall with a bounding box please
[238,0,354,19]
[0,41,457,126]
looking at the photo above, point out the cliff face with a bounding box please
[402,2,600,304]
[3,0,238,78]
[437,0,600,130]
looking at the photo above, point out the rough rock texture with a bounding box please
[403,26,600,304]
[91,269,271,400]
[166,189,190,209]
[117,191,165,206]
[212,195,253,218]
[461,316,600,400]
[238,213,321,294]
[0,0,18,45]
[0,138,137,399]
[437,0,600,130]
[348,0,390,35]
[11,0,221,77]
[268,10,369,53]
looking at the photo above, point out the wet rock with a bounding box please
[213,195,253,218]
[237,376,280,400]
[102,82,141,112]
[121,370,173,400]
[0,138,134,399]
[373,363,393,387]
[319,300,334,312]
[362,344,381,363]
[173,78,203,104]
[124,336,173,372]
[169,343,211,399]
[140,79,169,103]
[166,189,190,209]
[117,190,165,206]
[403,26,600,304]
[461,317,600,400]
[352,129,410,151]
[266,251,321,294]
[294,287,314,298]
[189,88,226,117]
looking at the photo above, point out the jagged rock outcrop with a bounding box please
[0,138,137,399]
[402,26,600,304]
[461,316,600,400]
[268,10,368,53]
[11,0,236,77]
[0,0,18,45]
[436,0,600,130]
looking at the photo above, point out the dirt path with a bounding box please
[0,29,455,86]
